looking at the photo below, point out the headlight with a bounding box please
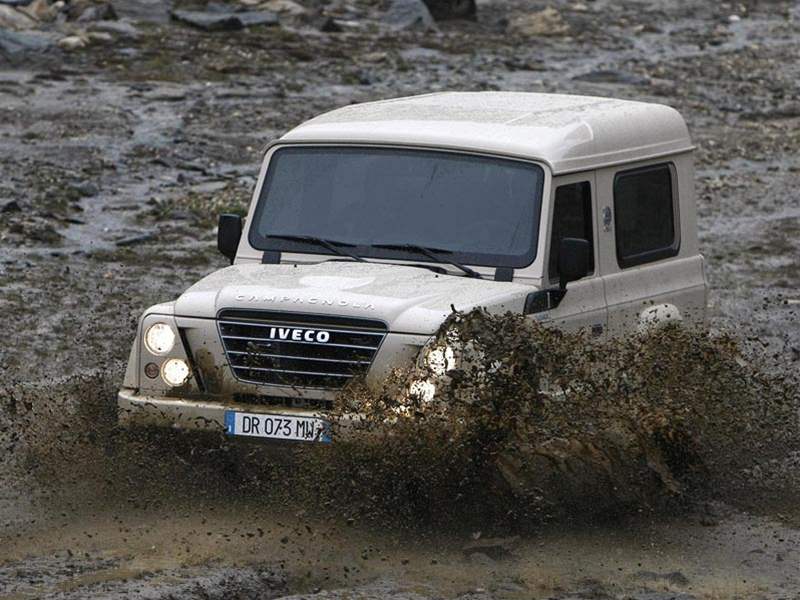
[425,345,456,376]
[144,322,175,355]
[161,358,190,387]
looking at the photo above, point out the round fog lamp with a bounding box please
[161,358,190,387]
[144,362,160,379]
[144,323,175,355]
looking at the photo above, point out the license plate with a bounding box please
[224,411,331,443]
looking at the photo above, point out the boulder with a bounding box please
[18,0,58,21]
[0,28,54,53]
[1,200,21,213]
[0,4,37,29]
[422,0,476,20]
[384,0,437,32]
[170,9,278,31]
[508,6,570,37]
[75,2,117,22]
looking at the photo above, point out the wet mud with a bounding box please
[2,0,800,598]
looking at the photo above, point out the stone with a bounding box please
[170,9,279,31]
[57,34,88,50]
[462,535,520,560]
[572,69,650,85]
[257,0,307,17]
[634,570,691,587]
[86,30,112,43]
[422,0,476,20]
[76,2,117,22]
[384,0,437,32]
[88,19,140,38]
[18,0,57,21]
[317,16,343,32]
[1,200,21,213]
[0,5,37,30]
[0,28,54,53]
[508,7,570,37]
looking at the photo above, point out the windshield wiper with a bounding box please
[371,243,480,278]
[267,234,367,263]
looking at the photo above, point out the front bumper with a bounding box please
[117,387,328,432]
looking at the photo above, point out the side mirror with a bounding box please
[217,214,242,264]
[558,237,590,290]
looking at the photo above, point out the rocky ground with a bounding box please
[1,0,800,598]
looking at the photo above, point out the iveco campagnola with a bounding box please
[118,92,708,442]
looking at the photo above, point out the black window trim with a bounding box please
[613,162,681,270]
[547,178,596,286]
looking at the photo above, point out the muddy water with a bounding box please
[2,0,800,598]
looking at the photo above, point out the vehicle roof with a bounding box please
[279,92,693,174]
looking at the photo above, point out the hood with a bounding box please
[174,262,536,334]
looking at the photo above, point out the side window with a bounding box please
[549,181,594,281]
[613,164,678,268]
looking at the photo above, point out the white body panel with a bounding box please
[118,92,708,433]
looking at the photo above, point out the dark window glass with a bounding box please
[613,164,678,268]
[249,147,544,269]
[549,182,594,280]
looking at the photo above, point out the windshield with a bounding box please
[249,146,544,269]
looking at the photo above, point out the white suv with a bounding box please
[118,92,708,442]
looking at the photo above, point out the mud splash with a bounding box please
[294,310,800,529]
[4,311,798,536]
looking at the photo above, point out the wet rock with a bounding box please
[462,535,520,560]
[423,0,476,21]
[0,4,37,29]
[75,1,117,22]
[466,551,495,567]
[508,7,569,37]
[1,200,21,213]
[0,0,34,6]
[317,16,342,32]
[88,19,140,38]
[57,34,88,50]
[573,69,650,85]
[0,28,54,53]
[115,232,156,247]
[170,9,278,31]
[634,570,691,586]
[256,0,307,17]
[384,0,437,32]
[112,0,170,24]
[628,593,697,600]
[18,0,58,21]
[85,30,112,43]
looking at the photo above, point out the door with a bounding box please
[528,172,608,338]
[595,158,705,337]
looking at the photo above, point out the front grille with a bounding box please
[233,394,334,411]
[218,310,387,389]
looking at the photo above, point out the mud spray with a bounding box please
[3,309,798,536]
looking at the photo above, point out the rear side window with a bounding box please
[549,181,594,280]
[613,164,678,268]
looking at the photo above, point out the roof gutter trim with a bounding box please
[261,138,695,174]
